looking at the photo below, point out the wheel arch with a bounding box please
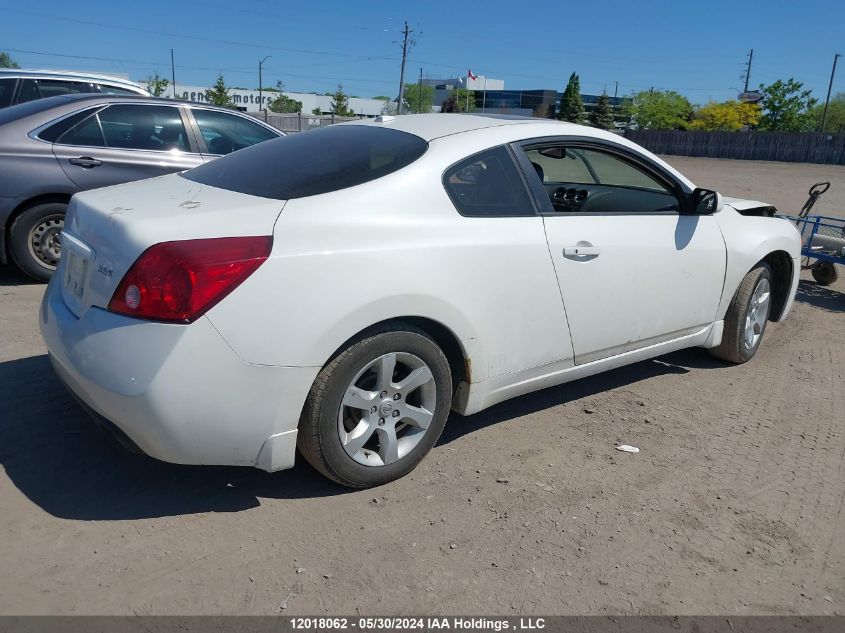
[7,193,73,229]
[761,250,793,321]
[321,316,471,389]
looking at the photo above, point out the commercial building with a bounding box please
[423,76,626,119]
[146,84,387,116]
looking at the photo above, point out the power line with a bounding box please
[1,7,399,62]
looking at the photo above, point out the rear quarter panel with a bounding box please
[205,133,575,382]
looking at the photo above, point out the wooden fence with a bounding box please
[248,112,358,133]
[623,130,845,165]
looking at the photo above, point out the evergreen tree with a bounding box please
[589,92,615,129]
[204,74,234,108]
[0,52,20,68]
[558,72,584,123]
[330,84,355,117]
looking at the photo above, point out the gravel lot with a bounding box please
[0,157,843,615]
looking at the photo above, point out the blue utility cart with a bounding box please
[779,182,843,286]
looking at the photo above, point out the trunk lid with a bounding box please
[59,173,285,318]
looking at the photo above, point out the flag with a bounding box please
[467,69,477,81]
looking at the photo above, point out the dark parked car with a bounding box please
[0,94,282,280]
[0,69,150,109]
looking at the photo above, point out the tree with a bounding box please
[312,107,322,115]
[628,90,693,130]
[204,74,234,108]
[402,82,434,114]
[441,88,476,113]
[758,78,817,132]
[268,81,303,113]
[690,100,761,131]
[807,93,845,133]
[589,92,614,130]
[380,100,399,115]
[372,95,391,101]
[330,84,355,117]
[558,72,585,123]
[0,52,19,68]
[145,72,170,97]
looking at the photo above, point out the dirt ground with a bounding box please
[0,157,843,616]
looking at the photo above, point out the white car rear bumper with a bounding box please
[39,278,319,472]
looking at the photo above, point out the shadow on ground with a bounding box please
[795,278,845,313]
[0,348,722,521]
[0,264,43,287]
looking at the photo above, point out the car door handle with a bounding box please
[69,157,102,168]
[563,245,601,258]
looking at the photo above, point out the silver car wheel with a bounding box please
[28,214,64,269]
[337,352,437,467]
[743,277,770,350]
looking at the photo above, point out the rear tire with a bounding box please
[811,261,838,286]
[298,325,452,488]
[8,202,67,281]
[709,263,772,364]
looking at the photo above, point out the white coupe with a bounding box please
[40,114,801,487]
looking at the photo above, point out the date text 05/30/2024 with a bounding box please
[289,617,546,631]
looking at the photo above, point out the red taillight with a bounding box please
[108,236,272,323]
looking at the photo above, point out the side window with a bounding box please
[39,108,103,143]
[524,145,680,214]
[16,79,41,104]
[97,104,190,151]
[37,80,95,98]
[57,115,105,147]
[578,148,670,192]
[443,146,535,217]
[96,84,142,96]
[0,78,15,108]
[191,109,278,155]
[526,147,595,184]
[16,79,95,104]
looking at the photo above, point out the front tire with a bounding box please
[709,263,772,364]
[298,325,452,488]
[8,202,67,281]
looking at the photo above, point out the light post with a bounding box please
[821,53,842,133]
[259,55,272,113]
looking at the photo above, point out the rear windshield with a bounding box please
[180,125,428,200]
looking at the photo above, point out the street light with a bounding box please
[821,53,841,133]
[259,55,272,113]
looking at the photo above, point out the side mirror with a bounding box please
[689,188,722,215]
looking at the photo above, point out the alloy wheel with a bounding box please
[337,352,437,467]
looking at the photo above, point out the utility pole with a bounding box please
[170,49,177,99]
[614,80,618,100]
[418,67,423,113]
[397,21,413,115]
[821,53,842,133]
[259,55,271,114]
[743,49,754,93]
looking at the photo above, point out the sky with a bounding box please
[1,0,843,104]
